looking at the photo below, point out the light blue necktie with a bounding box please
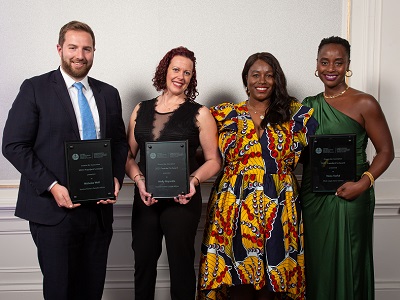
[73,82,97,140]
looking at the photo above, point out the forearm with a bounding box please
[2,143,56,194]
[125,155,143,183]
[190,157,221,184]
[337,150,394,200]
[364,149,394,181]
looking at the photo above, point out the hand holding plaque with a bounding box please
[310,134,356,192]
[145,140,189,199]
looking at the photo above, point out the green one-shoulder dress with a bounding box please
[300,93,375,300]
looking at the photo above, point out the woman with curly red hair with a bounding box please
[125,46,221,300]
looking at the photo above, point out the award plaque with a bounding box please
[310,134,356,193]
[65,139,115,203]
[145,140,189,199]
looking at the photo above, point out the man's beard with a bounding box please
[61,56,92,80]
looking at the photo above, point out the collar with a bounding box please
[59,66,90,90]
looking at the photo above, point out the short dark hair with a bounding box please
[58,21,95,48]
[152,46,198,101]
[318,36,351,60]
[242,52,296,127]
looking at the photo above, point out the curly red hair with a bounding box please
[152,46,198,101]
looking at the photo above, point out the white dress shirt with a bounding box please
[49,68,101,191]
[60,67,100,140]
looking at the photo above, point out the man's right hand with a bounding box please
[50,183,80,209]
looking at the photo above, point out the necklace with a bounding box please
[323,85,350,99]
[159,94,183,111]
[247,101,267,120]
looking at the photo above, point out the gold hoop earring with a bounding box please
[346,70,353,77]
[314,70,319,77]
[245,87,250,95]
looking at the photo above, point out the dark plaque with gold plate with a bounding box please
[310,134,356,192]
[65,139,115,203]
[145,140,189,199]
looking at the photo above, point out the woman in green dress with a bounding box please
[300,36,394,300]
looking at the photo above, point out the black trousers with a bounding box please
[29,205,113,300]
[131,188,202,300]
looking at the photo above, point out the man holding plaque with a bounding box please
[2,21,127,300]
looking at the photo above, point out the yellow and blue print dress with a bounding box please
[198,100,317,300]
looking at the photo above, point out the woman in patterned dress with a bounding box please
[198,52,317,300]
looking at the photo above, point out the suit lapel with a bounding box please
[51,69,80,139]
[89,78,107,139]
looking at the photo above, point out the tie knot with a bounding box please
[73,82,84,91]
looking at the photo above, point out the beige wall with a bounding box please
[0,0,343,179]
[0,0,399,299]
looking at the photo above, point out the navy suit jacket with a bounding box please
[2,68,128,225]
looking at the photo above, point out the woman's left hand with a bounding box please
[335,179,370,200]
[174,181,196,205]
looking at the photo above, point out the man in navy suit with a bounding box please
[2,21,128,300]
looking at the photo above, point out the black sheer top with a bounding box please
[134,98,202,175]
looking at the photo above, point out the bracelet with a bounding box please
[362,171,375,188]
[190,175,200,186]
[133,173,144,181]
[133,173,144,185]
